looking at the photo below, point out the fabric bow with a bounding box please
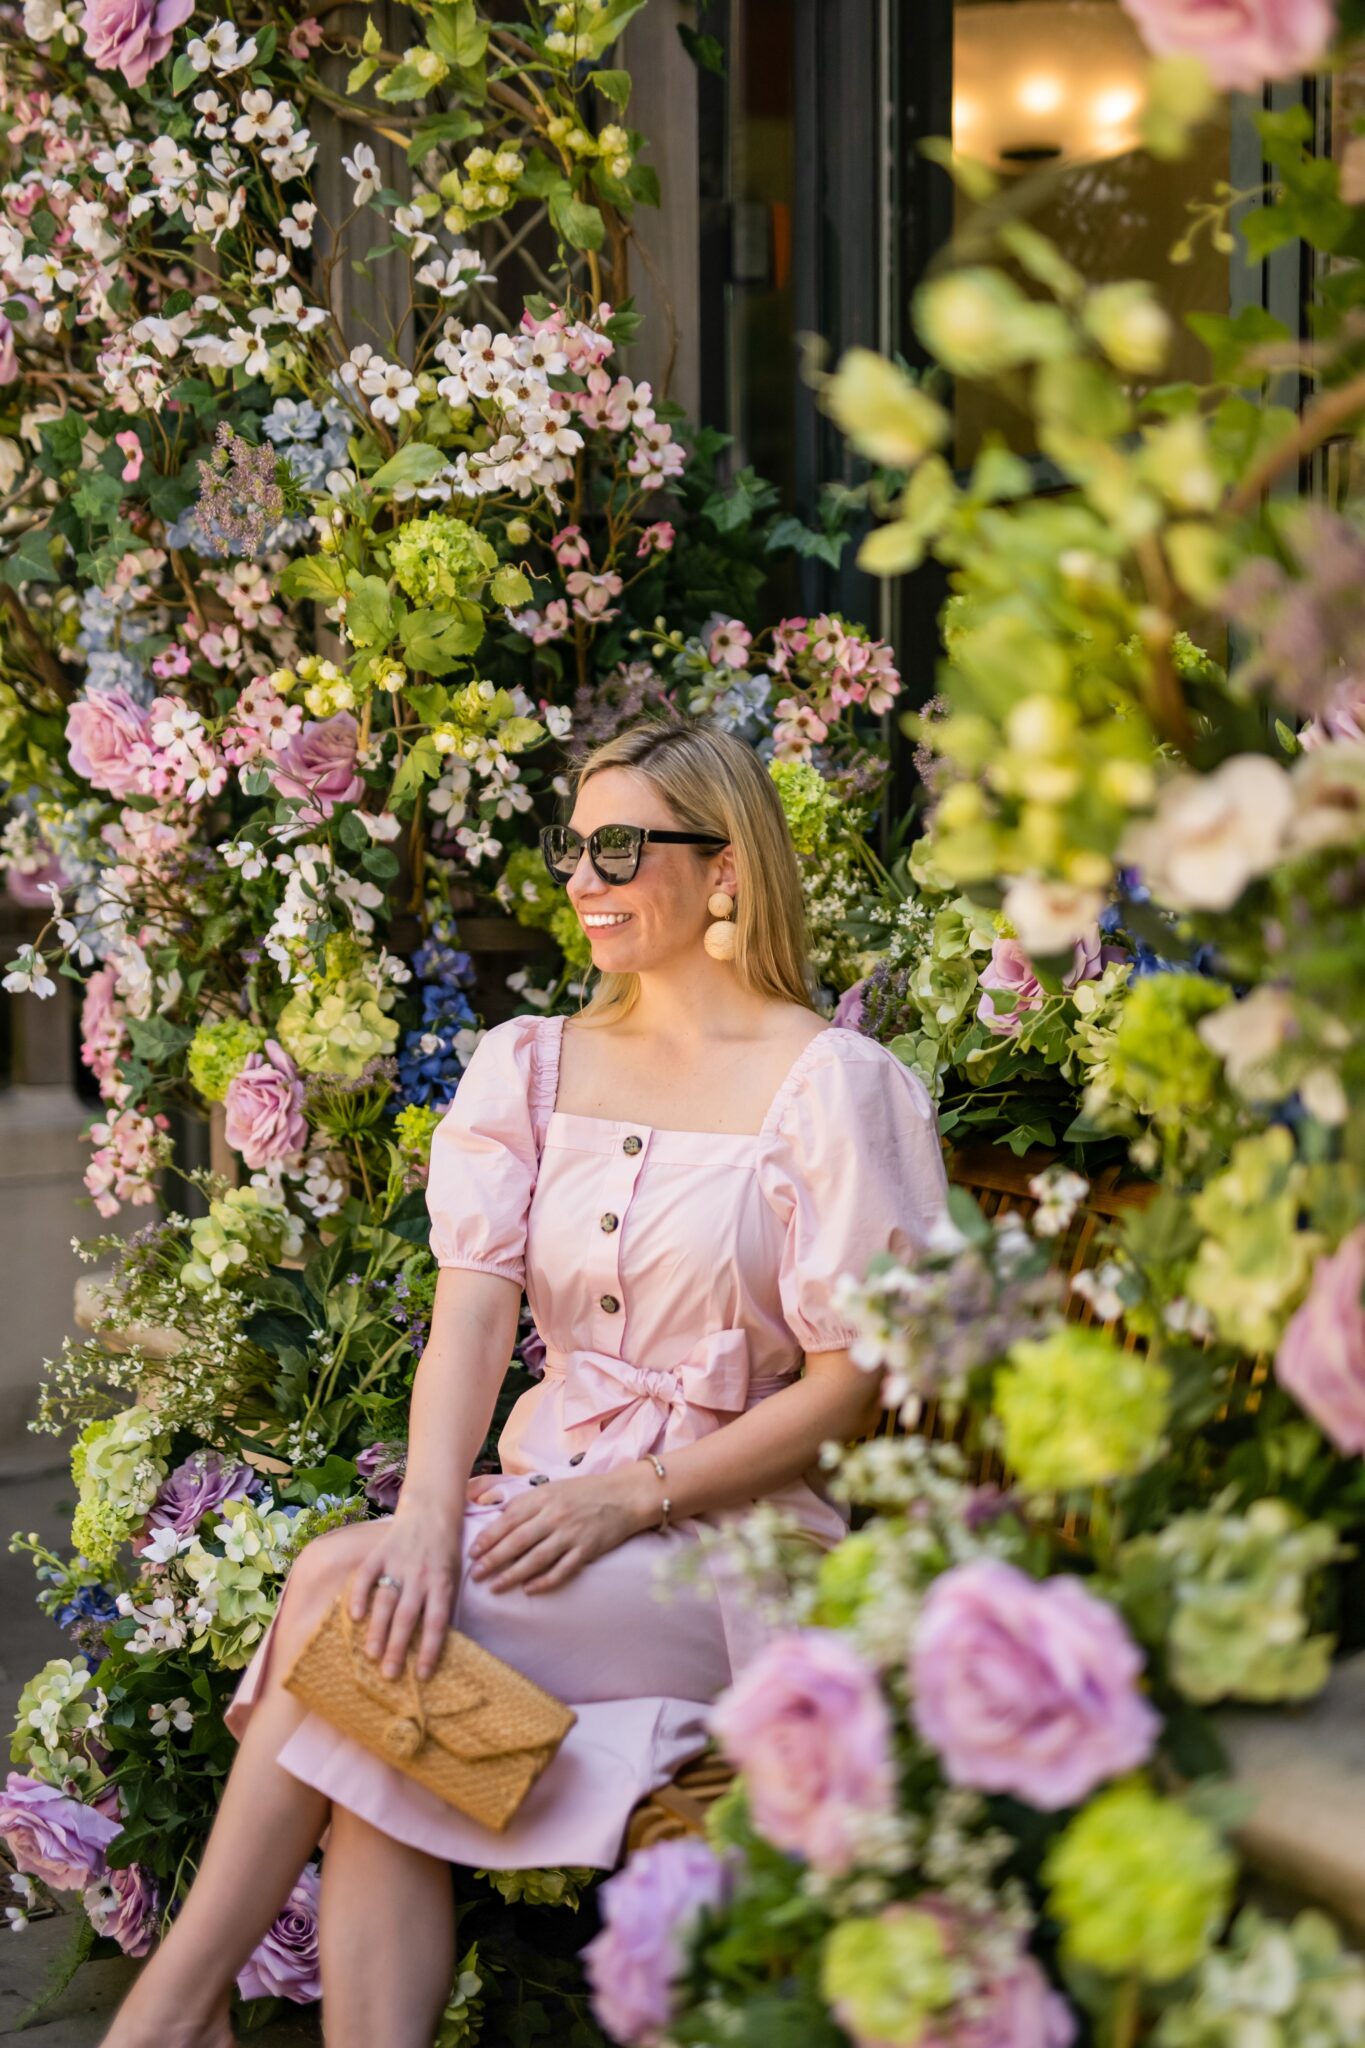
[558,1328,752,1460]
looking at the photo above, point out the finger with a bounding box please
[468,1496,535,1559]
[522,1550,583,1596]
[379,1589,426,1678]
[471,1509,551,1578]
[347,1550,387,1622]
[490,1533,569,1593]
[416,1583,454,1682]
[362,1579,402,1660]
[466,1474,503,1501]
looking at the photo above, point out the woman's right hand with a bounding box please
[347,1502,464,1682]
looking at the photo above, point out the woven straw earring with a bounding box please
[703,890,737,961]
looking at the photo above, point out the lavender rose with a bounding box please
[0,313,16,386]
[1276,1224,1365,1454]
[84,1862,159,1957]
[0,1773,121,1891]
[709,1629,893,1874]
[223,1039,308,1169]
[143,1450,259,1541]
[976,929,1120,1038]
[1120,0,1334,92]
[65,687,153,800]
[355,1441,407,1512]
[83,0,193,85]
[267,712,364,823]
[583,1839,730,2047]
[236,1861,322,2003]
[910,1560,1159,1810]
[833,978,868,1031]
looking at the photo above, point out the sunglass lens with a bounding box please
[542,827,579,880]
[592,825,641,881]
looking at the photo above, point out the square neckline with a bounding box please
[537,1011,840,1142]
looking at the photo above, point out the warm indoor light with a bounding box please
[954,94,978,133]
[1093,85,1140,126]
[1017,74,1063,114]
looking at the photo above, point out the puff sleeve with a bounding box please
[758,1035,951,1353]
[425,1016,541,1285]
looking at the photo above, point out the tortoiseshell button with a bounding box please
[600,1212,619,1232]
[599,1294,620,1313]
[622,1135,642,1155]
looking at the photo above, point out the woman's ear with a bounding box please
[710,846,739,898]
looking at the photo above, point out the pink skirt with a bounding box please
[224,1491,731,1870]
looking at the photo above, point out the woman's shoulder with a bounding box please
[761,1021,935,1146]
[454,1012,562,1118]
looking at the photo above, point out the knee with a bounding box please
[285,1521,377,1616]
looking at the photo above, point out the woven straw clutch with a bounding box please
[282,1594,577,1832]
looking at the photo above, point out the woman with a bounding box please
[101,717,950,2048]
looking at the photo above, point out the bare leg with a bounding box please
[100,1521,383,2048]
[317,1804,456,2048]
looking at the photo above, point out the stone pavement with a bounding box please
[0,1437,319,2046]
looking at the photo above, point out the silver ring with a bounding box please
[376,1573,403,1591]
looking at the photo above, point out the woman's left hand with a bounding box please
[468,1468,656,1595]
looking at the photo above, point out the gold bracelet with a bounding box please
[643,1452,672,1533]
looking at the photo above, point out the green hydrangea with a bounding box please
[393,1101,442,1174]
[810,1529,882,1628]
[70,1407,173,1567]
[1100,973,1230,1125]
[820,1908,955,2046]
[1119,1498,1341,1706]
[186,1017,268,1103]
[995,1327,1169,1491]
[1186,1129,1323,1355]
[12,1657,107,1792]
[1045,1781,1234,1983]
[277,973,400,1078]
[181,1185,306,1296]
[476,1866,595,1908]
[1156,1906,1365,2048]
[434,1944,485,2048]
[769,759,839,856]
[388,515,497,608]
[549,901,592,970]
[182,1494,297,1667]
[495,844,559,930]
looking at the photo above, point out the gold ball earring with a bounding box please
[703,890,737,961]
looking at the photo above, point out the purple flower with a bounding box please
[267,713,364,823]
[833,978,867,1032]
[355,1441,407,1512]
[1276,1224,1365,1455]
[709,1630,893,1874]
[583,1840,729,2046]
[910,1560,1158,1811]
[141,1450,258,1543]
[84,1862,160,1956]
[0,1774,122,1892]
[0,314,16,386]
[236,1862,322,2003]
[919,1902,1076,2048]
[83,0,193,85]
[223,1039,308,1170]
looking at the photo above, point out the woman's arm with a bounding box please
[347,1264,521,1677]
[468,1350,880,1595]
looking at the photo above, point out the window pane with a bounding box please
[952,0,1232,467]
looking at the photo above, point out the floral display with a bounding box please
[3,0,1365,2041]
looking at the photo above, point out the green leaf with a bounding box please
[361,844,400,878]
[429,0,487,67]
[0,527,60,589]
[390,736,442,805]
[516,153,564,198]
[489,563,532,608]
[344,573,396,649]
[398,603,485,673]
[347,55,379,94]
[170,51,198,96]
[279,554,348,602]
[407,108,482,164]
[588,67,631,106]
[375,60,431,102]
[677,22,726,72]
[370,442,450,490]
[549,186,605,252]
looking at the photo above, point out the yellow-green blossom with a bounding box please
[477,1866,595,1908]
[182,1495,297,1668]
[277,973,401,1079]
[12,1657,107,1792]
[1186,1128,1323,1355]
[1045,1781,1234,1982]
[187,1018,268,1104]
[70,1407,173,1568]
[821,1908,955,2046]
[996,1327,1169,1491]
[181,1185,306,1296]
[389,515,497,608]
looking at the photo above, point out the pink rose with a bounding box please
[1276,1224,1365,1454]
[66,687,153,799]
[83,0,194,85]
[910,1561,1159,1810]
[267,711,364,822]
[1301,674,1365,749]
[833,977,867,1031]
[0,1773,121,1892]
[223,1040,308,1170]
[84,1862,159,1956]
[584,1839,730,2046]
[976,928,1121,1036]
[919,1901,1077,2048]
[0,314,17,386]
[1120,0,1334,91]
[709,1629,893,1874]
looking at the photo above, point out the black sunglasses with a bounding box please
[539,822,728,886]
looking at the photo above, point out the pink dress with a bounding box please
[225,1015,948,1869]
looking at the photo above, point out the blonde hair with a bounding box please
[566,717,817,1026]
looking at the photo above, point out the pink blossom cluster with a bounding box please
[221,675,303,768]
[83,1104,171,1217]
[80,965,130,1104]
[65,686,227,807]
[768,614,901,759]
